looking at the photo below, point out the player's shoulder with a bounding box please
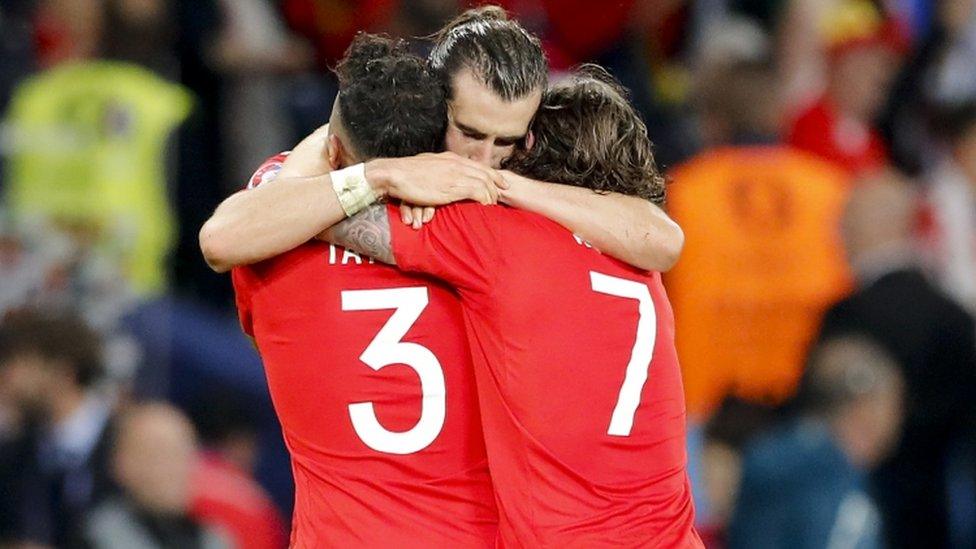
[230,242,324,288]
[246,152,291,190]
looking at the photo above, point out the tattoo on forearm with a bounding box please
[328,204,395,265]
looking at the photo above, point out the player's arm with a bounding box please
[199,134,503,272]
[199,127,344,272]
[322,204,396,266]
[325,202,497,293]
[499,171,684,272]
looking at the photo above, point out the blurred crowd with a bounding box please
[0,0,975,548]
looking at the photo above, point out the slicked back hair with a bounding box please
[429,5,547,101]
[504,65,666,206]
[335,33,447,159]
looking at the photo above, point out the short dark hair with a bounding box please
[188,387,258,447]
[0,309,104,387]
[933,100,976,146]
[429,5,547,101]
[504,65,666,205]
[704,397,779,451]
[335,33,447,159]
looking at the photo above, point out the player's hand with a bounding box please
[400,204,436,229]
[279,124,333,178]
[365,152,507,206]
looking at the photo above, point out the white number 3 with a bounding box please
[341,287,446,454]
[590,272,657,437]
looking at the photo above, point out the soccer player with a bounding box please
[199,6,683,275]
[232,36,497,547]
[324,67,702,547]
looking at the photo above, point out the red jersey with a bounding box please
[388,202,701,548]
[231,156,497,548]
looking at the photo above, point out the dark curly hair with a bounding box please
[0,309,104,388]
[429,5,547,101]
[504,65,666,205]
[335,33,447,159]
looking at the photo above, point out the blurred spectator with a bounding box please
[787,0,904,175]
[100,0,179,76]
[210,0,312,190]
[3,14,191,298]
[666,57,852,420]
[281,0,399,71]
[818,171,976,548]
[188,391,288,549]
[927,0,976,106]
[83,402,230,549]
[0,1,37,114]
[729,334,904,549]
[878,0,976,175]
[697,398,780,547]
[921,101,976,314]
[0,309,117,547]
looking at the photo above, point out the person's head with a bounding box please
[504,65,666,205]
[189,388,259,473]
[797,334,904,468]
[696,57,782,146]
[824,1,904,121]
[701,397,779,527]
[429,5,547,167]
[36,0,106,64]
[0,309,103,415]
[840,169,918,268]
[935,101,976,187]
[112,403,199,515]
[326,33,447,168]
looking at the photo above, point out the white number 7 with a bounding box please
[341,287,446,455]
[590,272,657,437]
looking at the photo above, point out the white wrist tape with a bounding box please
[331,163,378,217]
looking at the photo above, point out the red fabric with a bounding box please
[190,453,288,549]
[788,97,889,175]
[281,0,398,68]
[539,0,634,60]
[828,18,910,60]
[231,156,497,547]
[389,202,701,547]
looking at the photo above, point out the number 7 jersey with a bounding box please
[387,202,702,548]
[230,156,497,548]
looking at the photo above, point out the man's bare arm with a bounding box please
[199,127,342,272]
[499,171,684,272]
[199,148,503,272]
[200,172,346,273]
[322,205,397,266]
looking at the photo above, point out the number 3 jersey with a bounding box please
[387,202,701,548]
[230,156,497,548]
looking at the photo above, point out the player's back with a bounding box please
[389,203,699,547]
[232,242,497,548]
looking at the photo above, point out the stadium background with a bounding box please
[0,0,974,547]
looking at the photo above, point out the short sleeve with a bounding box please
[231,267,255,337]
[245,152,290,190]
[387,201,500,295]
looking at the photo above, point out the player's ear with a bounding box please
[524,130,535,151]
[327,134,342,170]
